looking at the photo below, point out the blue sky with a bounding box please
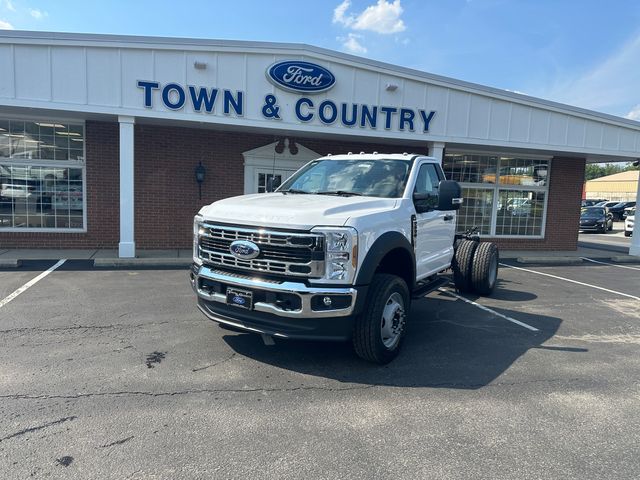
[1,0,640,120]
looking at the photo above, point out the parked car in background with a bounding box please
[582,198,608,207]
[622,206,635,220]
[579,206,613,233]
[609,201,636,221]
[594,200,621,209]
[624,209,635,237]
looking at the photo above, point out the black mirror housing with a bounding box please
[437,180,462,211]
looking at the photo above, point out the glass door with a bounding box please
[254,168,297,193]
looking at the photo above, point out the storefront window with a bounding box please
[443,153,550,237]
[0,119,85,231]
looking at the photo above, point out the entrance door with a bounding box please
[254,168,298,193]
[242,141,321,194]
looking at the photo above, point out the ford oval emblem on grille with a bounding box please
[229,240,260,260]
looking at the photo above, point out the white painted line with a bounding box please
[581,257,640,272]
[437,288,539,332]
[0,259,66,309]
[500,263,640,301]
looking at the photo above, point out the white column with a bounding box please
[428,142,446,164]
[629,171,640,257]
[118,116,136,258]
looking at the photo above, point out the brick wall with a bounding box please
[0,120,585,251]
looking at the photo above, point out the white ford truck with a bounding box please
[190,153,498,363]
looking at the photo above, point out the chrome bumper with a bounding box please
[191,265,358,318]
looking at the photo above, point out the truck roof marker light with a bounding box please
[360,151,365,154]
[373,151,378,154]
[348,152,352,155]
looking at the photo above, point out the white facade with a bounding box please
[1,31,640,162]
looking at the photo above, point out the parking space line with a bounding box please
[437,288,539,332]
[581,257,640,271]
[0,259,67,309]
[499,263,640,301]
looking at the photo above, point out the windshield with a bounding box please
[581,207,605,216]
[278,159,412,198]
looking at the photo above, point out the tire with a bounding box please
[600,224,607,234]
[471,242,499,296]
[452,240,478,293]
[353,274,410,364]
[625,231,632,237]
[608,223,613,231]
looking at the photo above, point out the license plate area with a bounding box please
[226,288,253,310]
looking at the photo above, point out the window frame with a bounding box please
[445,150,551,239]
[0,117,87,233]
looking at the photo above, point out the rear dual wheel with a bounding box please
[453,240,499,296]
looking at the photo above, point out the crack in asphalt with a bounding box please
[0,377,582,401]
[192,353,237,372]
[100,436,135,448]
[0,321,173,335]
[0,416,77,443]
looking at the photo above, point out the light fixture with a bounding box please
[56,132,81,136]
[35,123,65,128]
[195,161,206,200]
[385,83,399,92]
[193,61,207,70]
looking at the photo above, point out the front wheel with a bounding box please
[353,274,410,364]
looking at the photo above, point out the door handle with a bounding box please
[443,215,454,221]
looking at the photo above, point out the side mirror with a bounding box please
[437,180,463,211]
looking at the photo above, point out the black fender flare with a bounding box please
[355,231,416,289]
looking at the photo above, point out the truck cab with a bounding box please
[190,153,498,363]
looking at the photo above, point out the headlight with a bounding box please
[193,214,204,265]
[311,227,358,283]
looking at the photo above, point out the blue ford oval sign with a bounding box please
[267,61,336,94]
[229,240,260,260]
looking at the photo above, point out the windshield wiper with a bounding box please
[280,188,310,194]
[316,190,363,197]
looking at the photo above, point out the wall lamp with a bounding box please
[385,83,399,92]
[193,61,208,70]
[195,161,206,199]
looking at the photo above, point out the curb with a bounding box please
[515,256,584,265]
[611,255,640,264]
[93,258,191,268]
[0,259,21,268]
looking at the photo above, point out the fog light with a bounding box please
[323,296,332,306]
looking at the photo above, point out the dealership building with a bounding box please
[1,30,639,257]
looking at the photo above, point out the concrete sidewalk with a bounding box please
[0,245,638,268]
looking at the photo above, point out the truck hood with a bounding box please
[199,193,397,230]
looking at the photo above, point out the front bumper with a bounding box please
[579,223,605,231]
[190,264,364,340]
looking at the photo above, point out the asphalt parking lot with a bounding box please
[1,258,639,479]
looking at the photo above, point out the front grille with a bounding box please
[198,224,325,278]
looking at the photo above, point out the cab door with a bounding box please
[413,162,456,279]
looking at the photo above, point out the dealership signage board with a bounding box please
[137,61,437,134]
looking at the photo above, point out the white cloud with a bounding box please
[3,0,15,12]
[540,33,640,117]
[334,0,406,34]
[626,105,640,121]
[340,33,368,54]
[29,8,47,19]
[0,19,13,29]
[333,0,354,26]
